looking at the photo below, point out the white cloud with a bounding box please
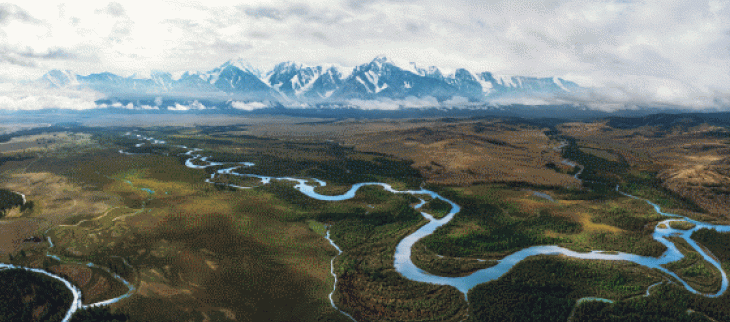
[488,96,559,107]
[347,99,400,110]
[169,100,206,111]
[348,96,439,110]
[0,82,102,110]
[168,104,189,111]
[231,101,268,111]
[442,96,471,106]
[0,0,728,109]
[106,102,159,110]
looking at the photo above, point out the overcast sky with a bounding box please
[1,0,729,109]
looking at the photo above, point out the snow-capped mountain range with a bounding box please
[41,56,582,106]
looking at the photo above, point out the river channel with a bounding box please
[170,133,730,298]
[130,133,730,314]
[4,132,730,322]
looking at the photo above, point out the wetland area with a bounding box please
[1,114,730,321]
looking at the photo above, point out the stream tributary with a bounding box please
[4,132,729,322]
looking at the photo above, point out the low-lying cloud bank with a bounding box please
[0,82,728,112]
[0,83,103,110]
[231,101,267,111]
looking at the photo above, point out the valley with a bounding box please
[0,114,729,321]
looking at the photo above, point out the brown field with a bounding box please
[48,264,93,287]
[1,172,118,227]
[1,145,349,321]
[242,119,580,187]
[343,121,579,186]
[560,122,730,217]
[0,157,120,260]
[1,115,728,321]
[0,219,41,255]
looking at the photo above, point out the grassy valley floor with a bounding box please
[0,117,729,321]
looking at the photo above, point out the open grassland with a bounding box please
[0,126,469,322]
[1,118,729,321]
[229,118,580,187]
[559,121,730,218]
[0,172,118,228]
[0,132,95,154]
[0,219,42,255]
[38,150,349,322]
[340,120,579,187]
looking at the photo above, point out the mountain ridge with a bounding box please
[41,56,583,107]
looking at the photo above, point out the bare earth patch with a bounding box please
[0,219,41,255]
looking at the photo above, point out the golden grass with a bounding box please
[447,222,483,238]
[0,219,40,255]
[572,212,624,234]
[668,221,696,230]
[1,172,118,227]
[239,119,580,187]
[560,120,730,217]
[176,196,233,217]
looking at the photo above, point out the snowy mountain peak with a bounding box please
[272,61,304,72]
[149,71,174,90]
[365,56,424,76]
[414,65,444,79]
[372,55,390,63]
[38,56,585,106]
[454,68,476,81]
[220,59,264,77]
[43,70,79,88]
[367,55,398,71]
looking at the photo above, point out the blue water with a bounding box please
[101,133,730,322]
[172,136,730,299]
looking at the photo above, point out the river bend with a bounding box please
[8,132,726,322]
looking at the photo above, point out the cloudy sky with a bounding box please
[1,0,729,109]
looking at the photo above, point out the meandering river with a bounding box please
[146,133,730,311]
[4,132,730,322]
[173,134,730,299]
